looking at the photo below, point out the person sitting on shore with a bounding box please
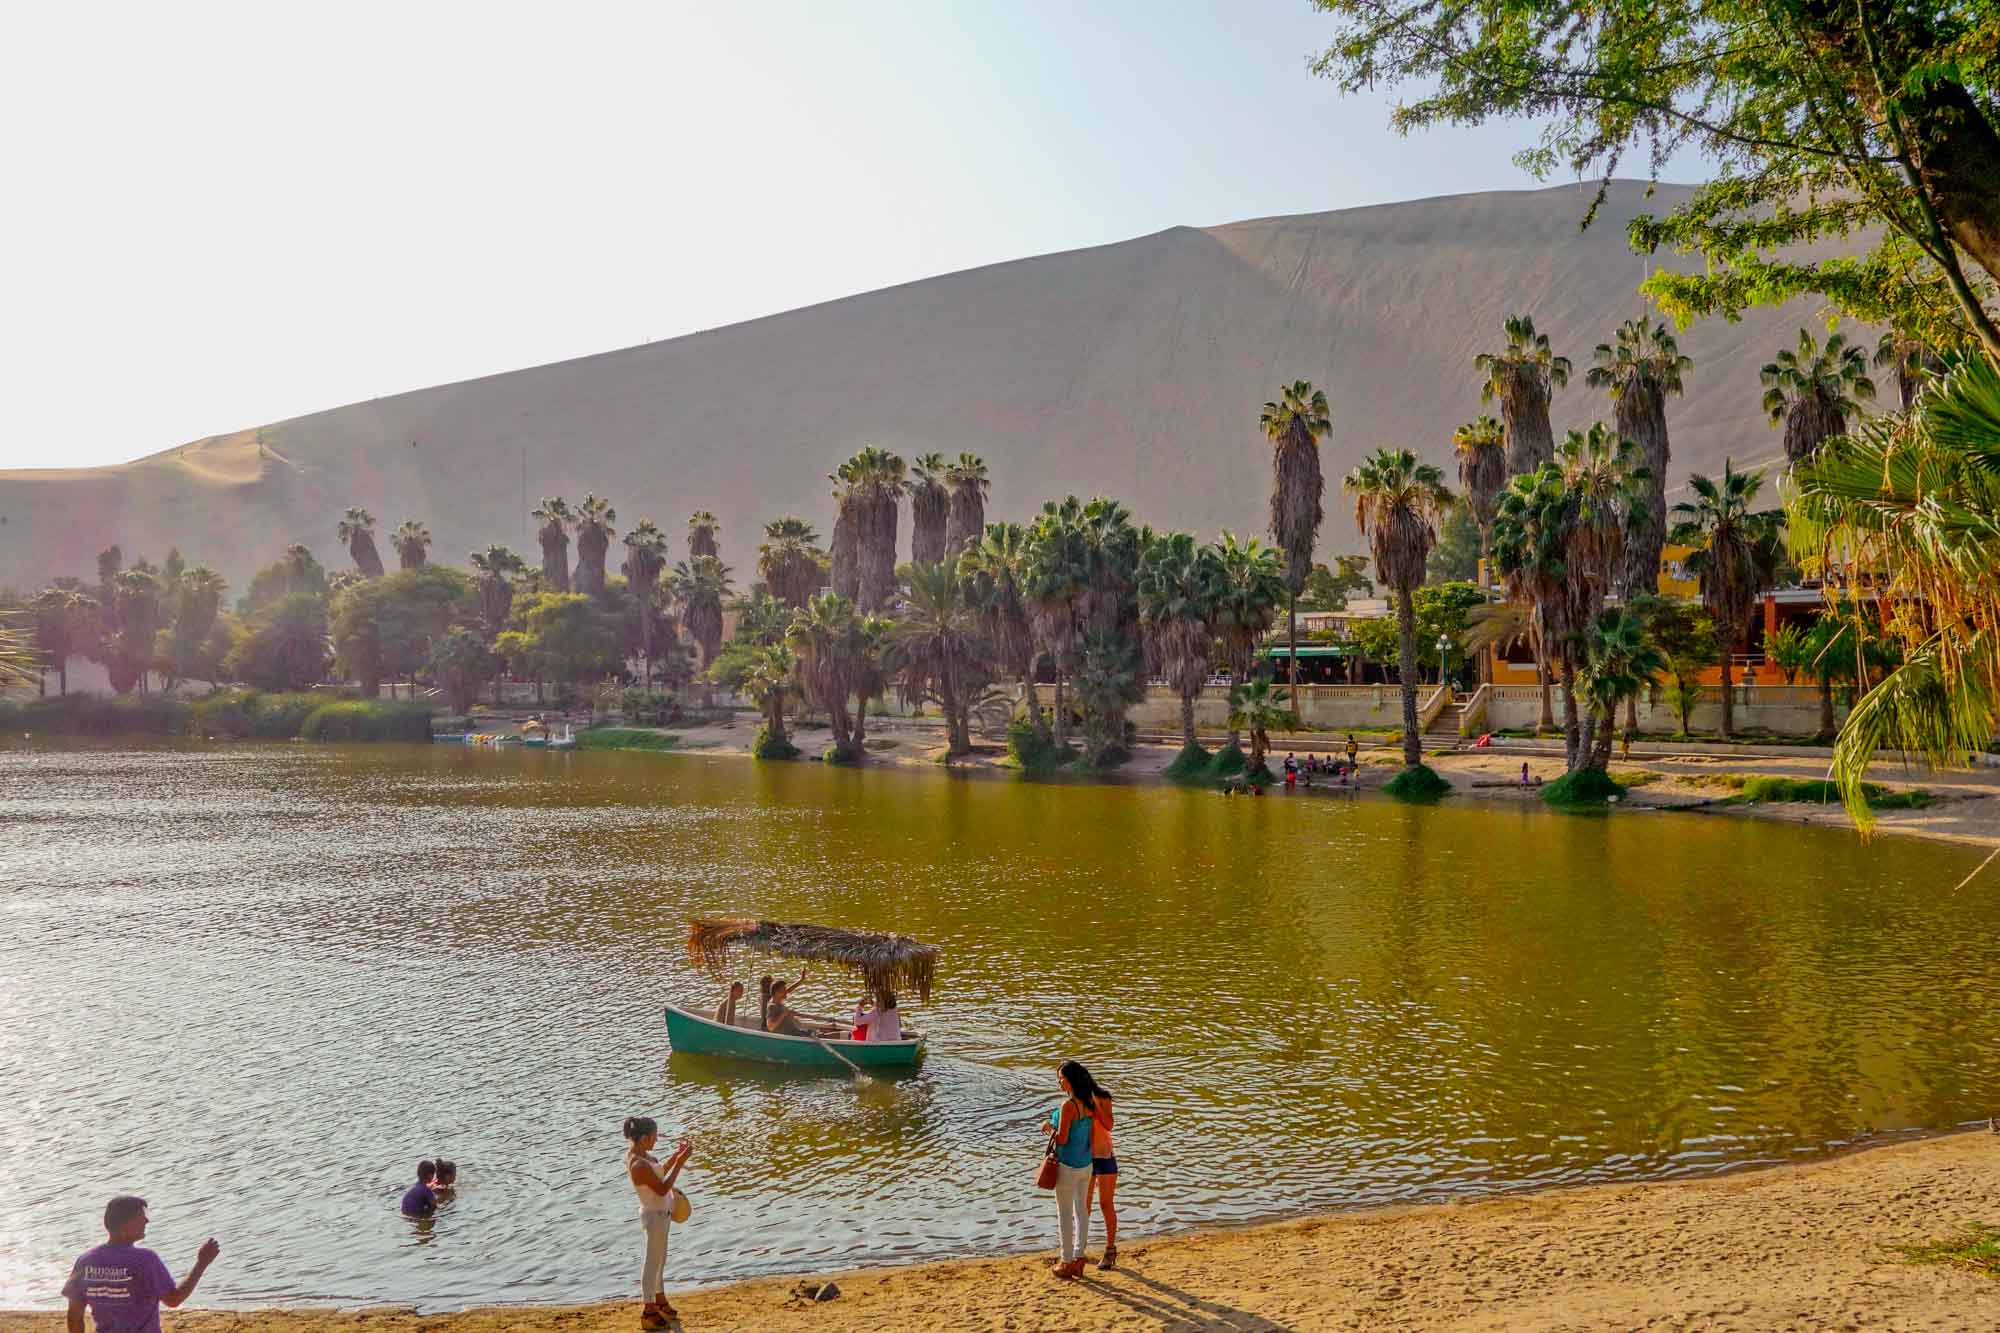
[400,1161,439,1218]
[64,1196,220,1333]
[713,981,746,1027]
[851,990,903,1042]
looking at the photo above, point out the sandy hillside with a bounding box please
[0,181,1829,588]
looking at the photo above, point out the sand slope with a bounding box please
[0,181,1826,588]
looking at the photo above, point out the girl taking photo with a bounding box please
[623,1115,691,1329]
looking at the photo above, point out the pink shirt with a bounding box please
[852,1004,902,1041]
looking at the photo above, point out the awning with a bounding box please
[1259,645,1346,658]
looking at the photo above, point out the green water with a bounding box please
[3,743,1995,1309]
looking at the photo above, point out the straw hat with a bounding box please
[669,1187,691,1224]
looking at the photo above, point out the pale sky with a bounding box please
[2,1,1691,472]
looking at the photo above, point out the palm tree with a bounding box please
[165,567,227,690]
[1226,678,1291,780]
[787,592,862,760]
[0,608,36,694]
[1138,532,1224,753]
[108,568,163,694]
[884,557,986,755]
[1345,449,1453,772]
[621,520,670,685]
[1210,532,1287,750]
[391,520,431,571]
[957,520,1041,734]
[828,460,862,603]
[29,587,96,695]
[1260,380,1330,716]
[1874,330,1941,412]
[1577,607,1668,771]
[1476,314,1572,476]
[336,507,385,578]
[573,495,616,597]
[469,545,527,637]
[854,448,907,611]
[1668,461,1784,739]
[758,516,828,609]
[673,554,734,680]
[945,453,990,557]
[532,497,574,591]
[743,644,800,755]
[1077,496,1141,640]
[687,511,720,560]
[1762,329,1877,465]
[1587,318,1691,599]
[909,454,951,566]
[1024,498,1089,750]
[1451,415,1507,589]
[429,628,495,714]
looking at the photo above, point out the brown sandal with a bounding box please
[1099,1244,1118,1271]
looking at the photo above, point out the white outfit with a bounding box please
[630,1148,672,1300]
[852,1004,903,1042]
[1053,1162,1093,1262]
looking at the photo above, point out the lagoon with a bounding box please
[2,743,1995,1310]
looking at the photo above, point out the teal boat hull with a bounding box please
[664,1004,924,1070]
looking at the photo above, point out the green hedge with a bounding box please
[298,700,433,742]
[1732,776,1930,809]
[1384,762,1453,801]
[0,693,184,736]
[0,689,433,742]
[1541,768,1625,807]
[576,727,683,752]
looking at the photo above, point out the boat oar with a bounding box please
[808,1032,873,1086]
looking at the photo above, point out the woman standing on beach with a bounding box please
[624,1116,691,1330]
[1088,1076,1118,1270]
[1045,1060,1105,1279]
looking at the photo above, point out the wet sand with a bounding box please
[5,1129,1994,1331]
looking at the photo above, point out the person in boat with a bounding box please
[764,978,843,1038]
[850,989,902,1042]
[713,981,745,1027]
[757,975,775,1027]
[623,1116,691,1330]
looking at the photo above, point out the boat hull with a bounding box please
[664,1003,923,1070]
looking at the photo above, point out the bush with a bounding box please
[1733,776,1930,809]
[1004,718,1071,774]
[0,693,185,736]
[298,700,433,743]
[1162,742,1211,781]
[1384,763,1453,802]
[1541,767,1625,807]
[752,725,800,760]
[187,690,347,739]
[1206,743,1248,778]
[577,727,682,752]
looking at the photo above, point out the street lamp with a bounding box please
[1435,633,1453,686]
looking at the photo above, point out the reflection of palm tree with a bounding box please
[1261,380,1329,717]
[574,495,616,597]
[532,497,574,591]
[337,507,385,578]
[391,520,431,571]
[1345,448,1453,773]
[1762,329,1876,465]
[1669,461,1783,739]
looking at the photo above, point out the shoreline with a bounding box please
[4,1127,1993,1330]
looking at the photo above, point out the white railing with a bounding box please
[1457,684,1491,736]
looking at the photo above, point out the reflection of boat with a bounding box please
[665,1003,923,1069]
[671,917,938,1072]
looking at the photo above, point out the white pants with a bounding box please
[640,1210,671,1300]
[1053,1162,1093,1262]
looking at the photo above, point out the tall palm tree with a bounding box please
[944,453,990,558]
[532,497,574,591]
[1874,330,1942,412]
[1577,606,1668,771]
[0,607,38,694]
[884,557,986,755]
[757,516,828,609]
[29,587,96,695]
[1451,415,1507,589]
[573,495,616,598]
[1077,496,1141,640]
[1024,498,1089,750]
[621,519,670,685]
[109,568,163,695]
[469,545,526,637]
[1587,317,1691,599]
[743,644,799,755]
[957,520,1041,733]
[1668,461,1784,739]
[165,567,227,690]
[1762,329,1877,465]
[1260,380,1330,716]
[1210,532,1287,749]
[1344,448,1454,772]
[852,447,907,611]
[673,554,734,674]
[336,506,385,578]
[786,592,868,761]
[391,520,431,571]
[1138,532,1224,752]
[687,511,720,560]
[1476,314,1572,476]
[828,460,862,603]
[909,454,951,566]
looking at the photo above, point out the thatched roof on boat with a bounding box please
[686,917,939,1001]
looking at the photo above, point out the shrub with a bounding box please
[1206,743,1248,778]
[1541,768,1625,807]
[0,693,185,736]
[1733,776,1930,809]
[1004,718,1071,774]
[752,725,800,760]
[1384,763,1453,802]
[298,700,432,742]
[1162,742,1211,781]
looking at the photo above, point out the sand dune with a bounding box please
[0,181,1830,589]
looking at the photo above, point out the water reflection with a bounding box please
[1,742,1995,1310]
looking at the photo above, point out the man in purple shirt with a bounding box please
[399,1159,438,1217]
[63,1195,219,1333]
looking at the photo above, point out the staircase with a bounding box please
[1426,696,1469,740]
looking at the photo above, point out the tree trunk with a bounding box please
[1249,727,1267,776]
[1397,583,1422,769]
[1536,642,1554,733]
[1560,650,1581,770]
[854,693,870,756]
[1022,672,1047,738]
[60,663,67,696]
[1180,690,1197,750]
[38,669,46,698]
[1288,596,1301,725]
[1818,672,1835,740]
[1052,672,1068,749]
[1718,652,1735,739]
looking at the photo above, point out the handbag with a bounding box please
[1035,1121,1060,1189]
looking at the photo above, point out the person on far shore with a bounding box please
[64,1195,220,1333]
[624,1116,692,1330]
[1044,1060,1107,1280]
[1345,733,1359,767]
[400,1161,439,1218]
[1520,761,1532,788]
[713,980,745,1027]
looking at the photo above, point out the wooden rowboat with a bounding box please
[664,1003,925,1069]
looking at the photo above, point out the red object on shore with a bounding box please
[1475,733,1493,747]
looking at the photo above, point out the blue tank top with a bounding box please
[1049,1102,1094,1168]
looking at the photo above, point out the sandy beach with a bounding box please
[6,1129,1994,1331]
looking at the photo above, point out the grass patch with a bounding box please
[751,725,800,760]
[1384,763,1452,801]
[1206,743,1248,778]
[1542,768,1626,807]
[1727,776,1931,809]
[1606,768,1661,788]
[1162,741,1212,782]
[576,727,683,752]
[1898,1224,2000,1278]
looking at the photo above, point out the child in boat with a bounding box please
[713,981,745,1026]
[851,990,902,1042]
